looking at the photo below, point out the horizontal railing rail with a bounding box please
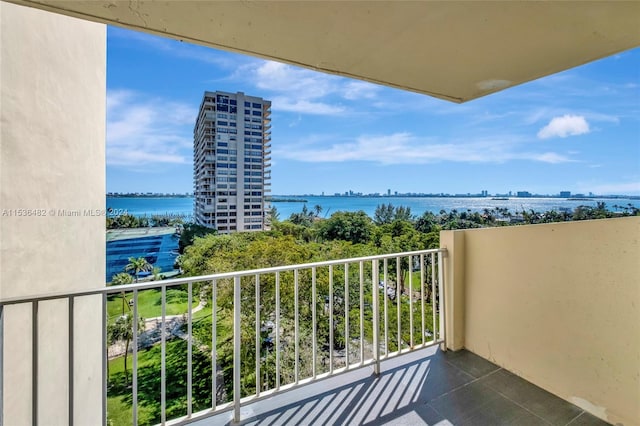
[0,248,446,425]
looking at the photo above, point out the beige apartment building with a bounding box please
[193,91,272,233]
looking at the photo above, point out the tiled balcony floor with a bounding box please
[194,346,609,426]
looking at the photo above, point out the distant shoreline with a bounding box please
[107,194,192,198]
[269,198,308,203]
[269,195,640,200]
[106,194,640,200]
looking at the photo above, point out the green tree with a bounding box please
[178,223,217,253]
[267,206,281,224]
[150,215,170,227]
[313,204,323,217]
[289,204,315,227]
[125,257,153,282]
[108,313,145,383]
[415,211,438,233]
[373,220,436,295]
[110,272,134,315]
[318,211,373,244]
[373,203,395,225]
[151,266,163,281]
[394,206,413,222]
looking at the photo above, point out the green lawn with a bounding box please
[107,288,200,321]
[108,328,221,425]
[107,395,156,426]
[108,343,166,426]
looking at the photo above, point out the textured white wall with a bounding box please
[442,217,640,425]
[1,2,105,424]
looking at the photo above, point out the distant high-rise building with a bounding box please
[517,191,532,198]
[193,91,271,234]
[560,191,571,198]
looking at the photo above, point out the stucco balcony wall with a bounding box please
[441,217,640,425]
[0,2,105,424]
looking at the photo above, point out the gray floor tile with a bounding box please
[442,349,501,378]
[567,411,611,426]
[191,347,601,426]
[366,402,447,426]
[456,393,548,426]
[427,381,503,423]
[416,357,476,402]
[481,369,583,425]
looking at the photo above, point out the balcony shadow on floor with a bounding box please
[197,346,609,426]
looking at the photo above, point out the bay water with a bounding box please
[106,196,640,221]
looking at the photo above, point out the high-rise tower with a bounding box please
[193,91,271,233]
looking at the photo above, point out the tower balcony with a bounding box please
[4,218,637,426]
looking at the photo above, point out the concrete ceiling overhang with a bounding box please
[7,0,640,103]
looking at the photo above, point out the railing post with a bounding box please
[438,251,446,351]
[68,297,74,426]
[295,269,300,382]
[312,267,317,379]
[255,274,261,397]
[132,290,138,425]
[372,260,380,376]
[359,262,364,364]
[32,301,38,426]
[161,286,167,424]
[0,305,3,426]
[101,294,107,426]
[211,279,217,411]
[328,266,334,374]
[187,282,193,417]
[233,276,241,423]
[275,272,281,391]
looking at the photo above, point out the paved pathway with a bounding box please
[108,301,206,359]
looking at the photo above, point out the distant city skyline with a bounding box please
[106,27,640,196]
[107,189,639,199]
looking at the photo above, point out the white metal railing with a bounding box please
[0,248,446,425]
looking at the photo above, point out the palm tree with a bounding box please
[125,257,152,282]
[267,207,280,223]
[107,313,145,383]
[313,204,323,217]
[111,272,134,315]
[152,266,163,281]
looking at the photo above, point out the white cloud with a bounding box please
[288,115,303,128]
[255,61,336,99]
[272,97,345,115]
[343,81,380,100]
[106,90,134,114]
[107,149,187,166]
[274,132,575,165]
[537,115,590,139]
[247,61,347,115]
[107,90,195,167]
[582,112,619,124]
[528,152,573,164]
[243,60,384,115]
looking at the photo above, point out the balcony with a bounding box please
[197,346,605,426]
[2,3,639,425]
[2,217,638,425]
[1,249,447,425]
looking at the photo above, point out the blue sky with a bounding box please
[107,27,640,196]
